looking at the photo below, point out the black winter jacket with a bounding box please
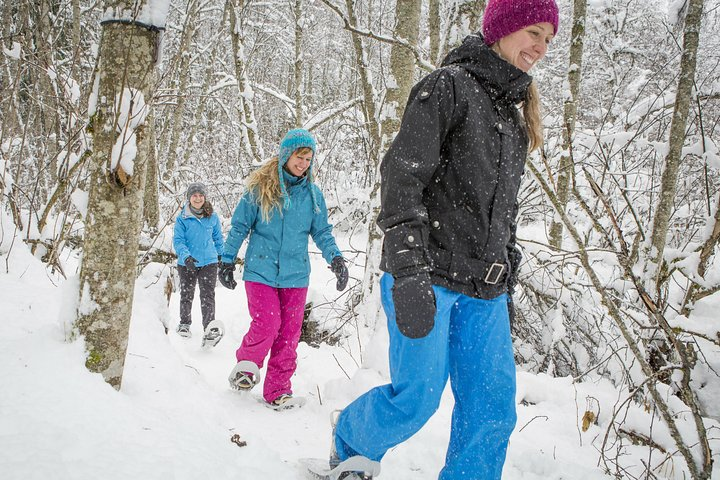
[378,34,531,300]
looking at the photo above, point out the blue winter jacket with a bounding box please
[173,203,224,267]
[222,172,341,288]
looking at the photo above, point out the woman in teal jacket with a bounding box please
[173,182,224,348]
[219,129,348,409]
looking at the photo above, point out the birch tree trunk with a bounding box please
[227,0,263,163]
[75,1,163,390]
[380,0,421,150]
[293,0,304,127]
[646,0,704,294]
[143,114,160,229]
[548,0,587,249]
[428,0,440,65]
[161,0,198,181]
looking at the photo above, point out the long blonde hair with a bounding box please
[523,81,543,152]
[246,146,314,222]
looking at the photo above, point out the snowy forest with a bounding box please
[1,0,720,479]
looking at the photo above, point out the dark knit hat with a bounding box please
[482,0,559,46]
[186,182,207,201]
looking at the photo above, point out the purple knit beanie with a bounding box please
[482,0,559,46]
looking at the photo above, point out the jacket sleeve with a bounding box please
[212,213,224,257]
[173,216,190,265]
[309,187,342,263]
[222,193,257,263]
[378,68,458,277]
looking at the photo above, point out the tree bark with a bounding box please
[293,0,304,127]
[75,2,162,390]
[227,0,263,163]
[646,0,704,295]
[428,0,440,65]
[161,0,198,181]
[380,0,421,150]
[143,113,160,229]
[549,0,587,249]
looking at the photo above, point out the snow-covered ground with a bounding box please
[1,231,717,480]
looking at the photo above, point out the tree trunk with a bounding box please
[646,0,704,295]
[380,0,421,150]
[227,0,263,163]
[161,0,198,181]
[143,113,160,229]
[549,0,587,249]
[75,2,163,390]
[293,0,304,127]
[428,0,440,65]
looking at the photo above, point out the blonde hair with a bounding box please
[523,81,543,152]
[246,146,314,222]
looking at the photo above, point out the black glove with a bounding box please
[185,256,197,273]
[218,262,237,290]
[392,273,436,339]
[330,257,349,291]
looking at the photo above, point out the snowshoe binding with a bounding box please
[303,456,380,480]
[176,323,192,338]
[228,360,261,391]
[201,320,224,349]
[263,393,307,411]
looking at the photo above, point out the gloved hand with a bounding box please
[218,262,237,290]
[185,256,197,273]
[392,273,436,339]
[330,257,349,291]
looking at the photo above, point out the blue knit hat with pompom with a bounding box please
[277,128,319,212]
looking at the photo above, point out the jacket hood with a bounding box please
[441,33,532,105]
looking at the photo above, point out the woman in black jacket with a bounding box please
[324,1,560,479]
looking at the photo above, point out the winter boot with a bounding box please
[264,394,307,411]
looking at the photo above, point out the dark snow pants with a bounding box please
[178,262,218,330]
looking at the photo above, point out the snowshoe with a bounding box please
[301,456,380,480]
[261,394,307,411]
[228,360,261,391]
[176,323,192,338]
[201,320,224,349]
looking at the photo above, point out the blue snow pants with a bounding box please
[334,273,517,479]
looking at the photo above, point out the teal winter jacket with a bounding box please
[173,204,224,267]
[222,172,341,288]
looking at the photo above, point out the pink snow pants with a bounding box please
[236,281,308,403]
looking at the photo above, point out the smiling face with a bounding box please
[494,22,555,72]
[284,147,313,177]
[189,193,205,209]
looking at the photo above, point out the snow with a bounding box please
[1,223,719,479]
[109,89,149,177]
[2,42,21,60]
[102,0,170,29]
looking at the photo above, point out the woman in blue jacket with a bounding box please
[219,129,348,409]
[173,182,225,348]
